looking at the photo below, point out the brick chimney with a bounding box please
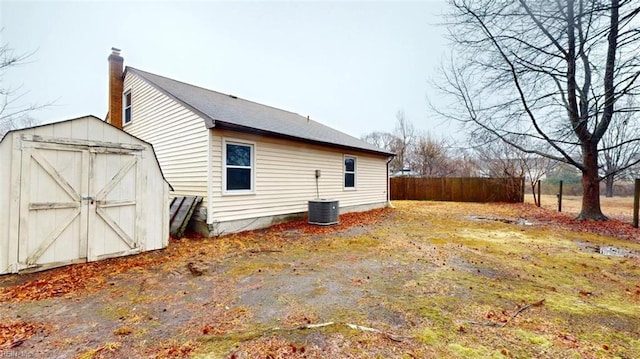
[107,47,124,129]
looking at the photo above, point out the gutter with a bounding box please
[386,156,396,208]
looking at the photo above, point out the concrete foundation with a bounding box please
[187,202,388,237]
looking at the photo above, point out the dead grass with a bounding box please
[1,201,639,358]
[526,193,636,221]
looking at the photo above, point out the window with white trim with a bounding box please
[344,155,356,189]
[224,141,254,192]
[123,90,132,125]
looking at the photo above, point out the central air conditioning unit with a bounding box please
[308,199,339,225]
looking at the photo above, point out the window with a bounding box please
[344,156,356,189]
[123,90,132,125]
[224,141,254,192]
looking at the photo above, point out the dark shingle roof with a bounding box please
[126,67,393,156]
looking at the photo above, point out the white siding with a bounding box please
[209,129,388,223]
[123,72,209,203]
[0,134,14,273]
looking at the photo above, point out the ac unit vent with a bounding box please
[308,199,339,225]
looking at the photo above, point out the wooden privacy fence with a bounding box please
[391,177,524,203]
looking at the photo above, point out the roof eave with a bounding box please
[212,121,394,157]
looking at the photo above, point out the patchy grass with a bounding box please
[1,201,639,358]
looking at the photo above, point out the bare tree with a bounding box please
[438,0,640,220]
[361,131,397,150]
[393,110,415,172]
[521,155,560,206]
[448,150,479,177]
[472,133,526,178]
[0,42,45,138]
[599,96,640,196]
[410,133,455,177]
[361,130,405,172]
[472,133,558,205]
[361,110,416,173]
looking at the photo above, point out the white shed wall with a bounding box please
[209,129,388,228]
[0,134,15,274]
[0,116,170,274]
[123,72,209,203]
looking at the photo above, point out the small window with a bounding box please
[225,141,254,192]
[344,156,356,189]
[123,90,132,125]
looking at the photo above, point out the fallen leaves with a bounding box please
[557,332,581,349]
[267,207,392,236]
[0,250,167,302]
[199,306,250,337]
[0,321,46,350]
[514,203,640,241]
[78,341,122,359]
[113,326,134,336]
[468,299,546,328]
[153,340,198,358]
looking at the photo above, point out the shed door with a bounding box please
[18,146,89,270]
[18,142,142,270]
[88,150,141,261]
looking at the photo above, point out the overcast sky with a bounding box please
[1,1,451,140]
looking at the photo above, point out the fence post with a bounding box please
[634,179,639,228]
[557,180,563,212]
[537,180,541,207]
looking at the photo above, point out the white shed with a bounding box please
[0,115,172,275]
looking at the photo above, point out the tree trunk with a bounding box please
[578,147,607,220]
[605,175,614,198]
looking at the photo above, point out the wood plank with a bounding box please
[98,200,136,208]
[18,148,33,269]
[92,248,142,262]
[170,196,202,238]
[94,156,137,200]
[29,202,80,210]
[26,208,81,265]
[7,135,23,273]
[79,150,90,261]
[176,196,202,238]
[170,196,196,236]
[135,153,145,251]
[19,258,87,274]
[96,206,136,249]
[31,150,82,202]
[20,134,145,150]
[169,196,185,223]
[87,151,97,262]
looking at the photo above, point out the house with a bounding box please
[106,48,394,236]
[0,115,171,274]
[391,168,420,177]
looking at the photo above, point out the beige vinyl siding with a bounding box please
[209,129,388,223]
[123,72,209,202]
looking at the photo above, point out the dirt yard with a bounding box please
[1,201,639,358]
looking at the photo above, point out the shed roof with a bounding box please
[1,115,173,190]
[126,67,394,157]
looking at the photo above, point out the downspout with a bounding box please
[386,156,395,208]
